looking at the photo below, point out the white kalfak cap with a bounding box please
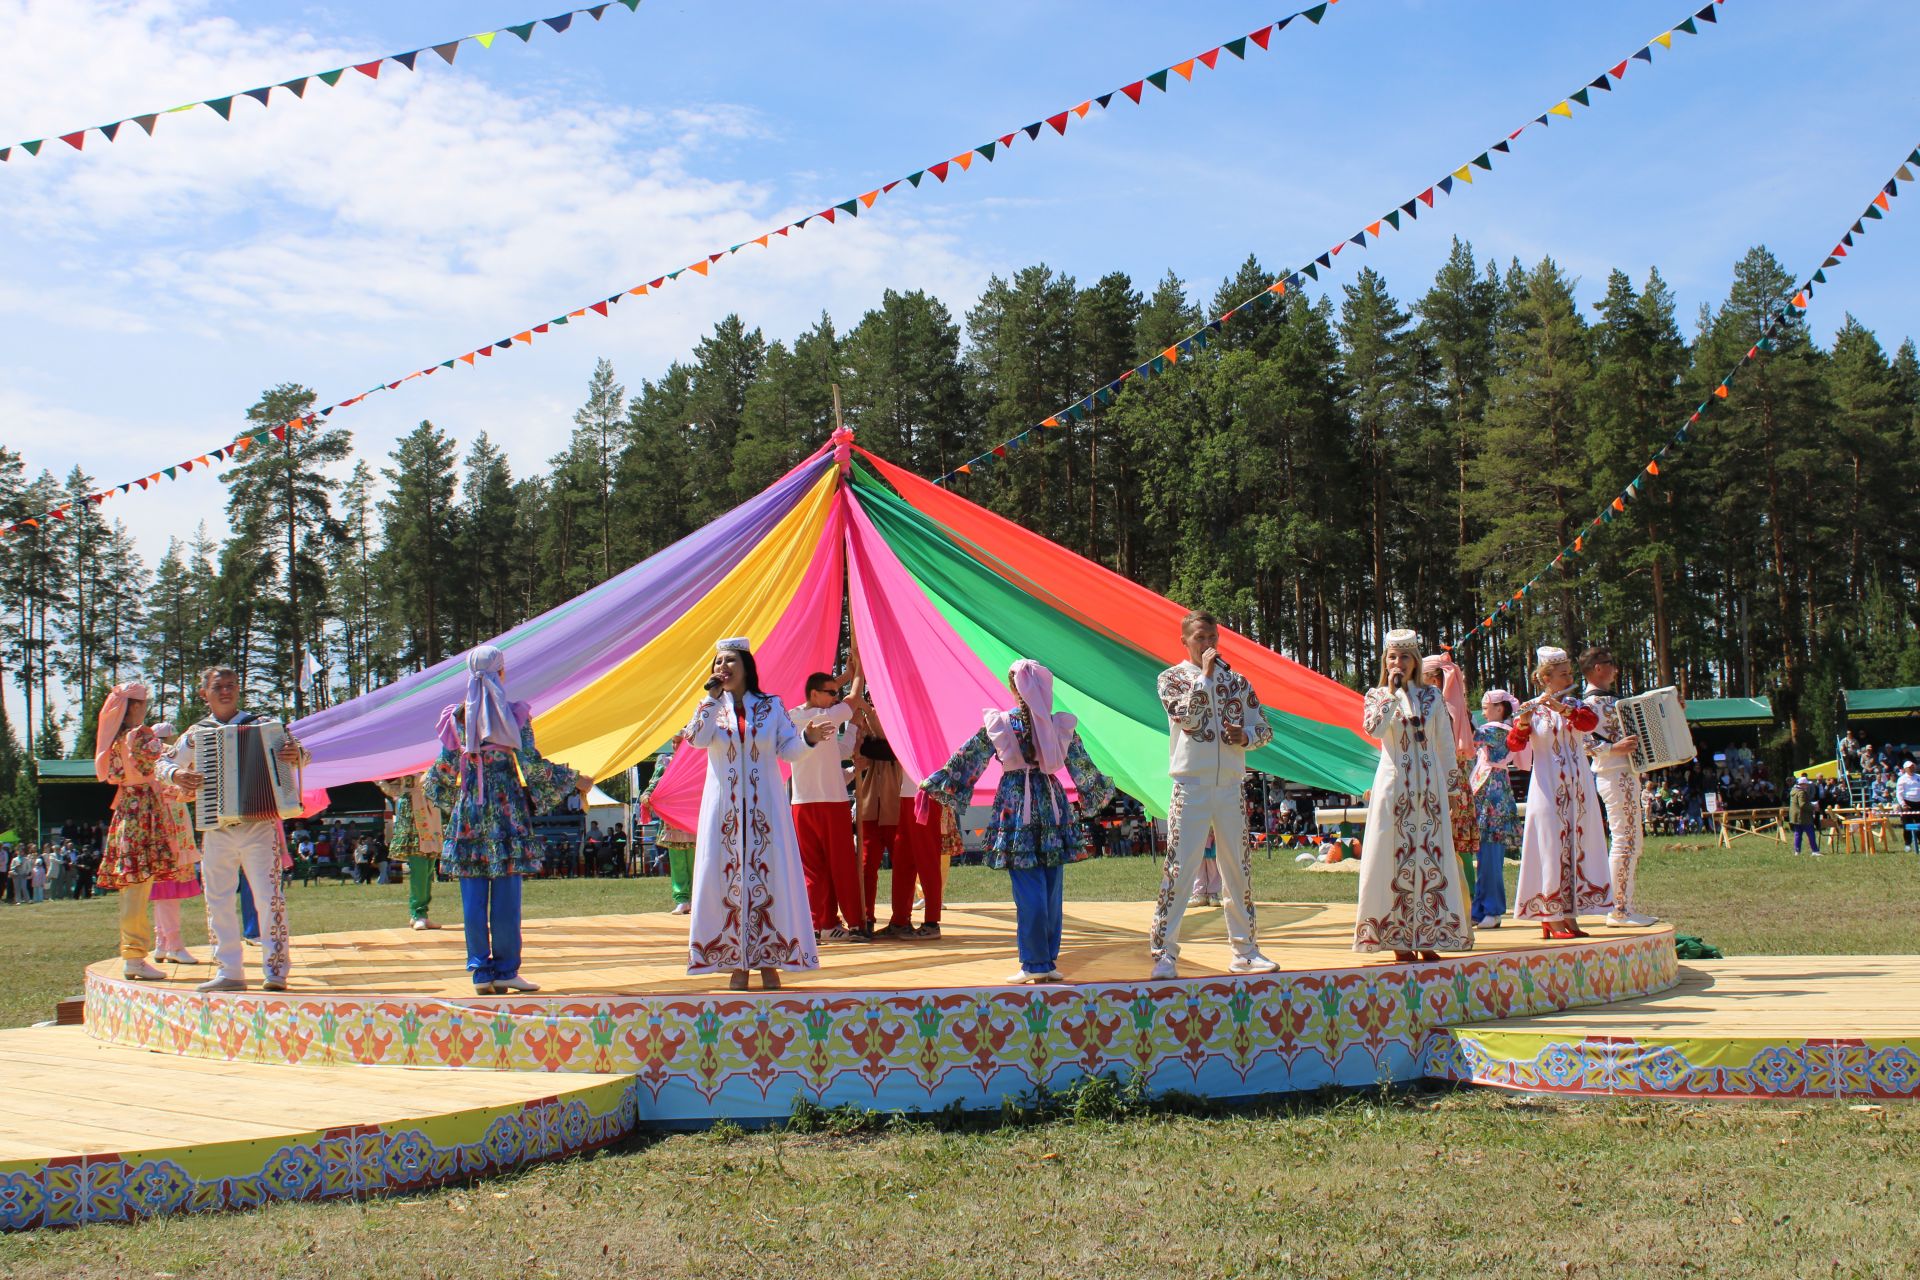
[715,637,752,654]
[1536,645,1569,666]
[1382,628,1421,656]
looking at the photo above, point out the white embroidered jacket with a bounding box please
[1157,660,1273,783]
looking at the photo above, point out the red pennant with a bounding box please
[270,426,288,441]
[928,161,950,182]
[1610,60,1628,78]
[1418,187,1435,207]
[1120,81,1145,104]
[1046,112,1069,134]
[534,323,549,334]
[1198,47,1220,70]
[354,60,383,79]
[589,301,610,316]
[61,131,86,151]
[1249,25,1273,50]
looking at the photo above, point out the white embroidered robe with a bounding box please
[1512,701,1613,921]
[683,691,820,974]
[1354,684,1473,952]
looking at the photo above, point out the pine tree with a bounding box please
[684,315,767,523]
[380,421,461,668]
[841,289,971,479]
[964,265,1079,546]
[572,358,628,581]
[454,435,519,645]
[734,314,839,492]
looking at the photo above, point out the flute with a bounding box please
[1515,688,1579,717]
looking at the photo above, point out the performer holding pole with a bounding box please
[423,646,591,995]
[1508,647,1612,938]
[1579,647,1658,926]
[682,637,830,990]
[1150,610,1280,979]
[1353,630,1474,962]
[921,660,1114,984]
[157,666,306,992]
[94,682,190,980]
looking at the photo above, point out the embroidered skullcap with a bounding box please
[1536,645,1569,666]
[1481,687,1514,705]
[1382,628,1421,656]
[715,636,752,655]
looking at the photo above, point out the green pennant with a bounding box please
[1865,204,1883,220]
[318,69,344,87]
[1677,16,1698,34]
[620,0,641,9]
[667,269,682,279]
[553,316,568,325]
[1224,36,1247,58]
[1384,210,1401,229]
[440,360,454,369]
[1303,3,1327,22]
[206,96,234,120]
[1146,69,1169,92]
[22,139,42,156]
[164,466,177,480]
[1302,262,1318,280]
[507,22,537,41]
[906,171,924,187]
[976,141,996,161]
[1812,269,1827,284]
[1601,508,1615,524]
[836,199,858,216]
[1471,151,1491,170]
[1571,87,1590,107]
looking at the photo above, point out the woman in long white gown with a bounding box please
[683,637,833,990]
[1508,645,1612,938]
[1353,629,1474,961]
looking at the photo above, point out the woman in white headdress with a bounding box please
[682,637,832,990]
[1508,645,1612,938]
[424,645,592,994]
[1353,629,1474,961]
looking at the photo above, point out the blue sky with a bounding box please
[3,0,1917,728]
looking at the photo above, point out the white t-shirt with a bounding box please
[788,701,855,805]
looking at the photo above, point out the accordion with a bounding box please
[193,720,304,831]
[1615,687,1696,773]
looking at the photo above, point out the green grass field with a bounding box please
[3,835,1916,1278]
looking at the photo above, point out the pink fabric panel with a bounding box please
[844,489,1007,804]
[645,498,848,832]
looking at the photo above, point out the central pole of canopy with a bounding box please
[830,383,854,481]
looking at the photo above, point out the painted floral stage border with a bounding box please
[0,1075,636,1231]
[1425,1028,1920,1100]
[85,932,1676,1125]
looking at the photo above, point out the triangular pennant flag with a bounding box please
[1224,36,1247,58]
[132,114,160,134]
[1899,165,1915,183]
[1303,2,1328,22]
[270,427,287,443]
[393,50,420,71]
[514,331,533,344]
[1695,4,1717,21]
[1198,48,1220,70]
[1172,59,1196,81]
[1249,24,1274,50]
[1400,199,1417,216]
[1632,46,1653,62]
[928,161,950,182]
[1549,101,1573,119]
[1713,384,1729,398]
[1653,31,1674,49]
[952,152,973,171]
[1348,232,1366,247]
[1864,204,1883,220]
[1812,269,1827,284]
[353,61,382,79]
[474,32,496,49]
[1302,263,1318,280]
[1315,252,1331,268]
[1023,122,1042,140]
[836,198,859,215]
[205,96,235,120]
[1493,139,1511,154]
[1366,220,1381,237]
[318,68,345,86]
[1147,69,1169,92]
[1471,151,1492,170]
[1571,88,1590,107]
[1046,112,1069,134]
[433,42,460,64]
[1121,81,1145,103]
[906,170,924,187]
[1610,60,1629,79]
[1873,191,1891,210]
[507,22,537,41]
[1677,17,1697,34]
[1072,101,1092,119]
[1418,187,1435,207]
[1384,210,1401,230]
[1094,92,1113,109]
[60,130,85,151]
[1589,74,1612,91]
[1648,460,1660,476]
[859,190,880,208]
[545,14,575,34]
[975,142,996,162]
[492,340,511,352]
[459,352,476,365]
[1611,496,1626,512]
[21,139,42,155]
[1438,175,1454,194]
[588,4,610,17]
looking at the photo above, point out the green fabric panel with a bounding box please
[853,468,1377,806]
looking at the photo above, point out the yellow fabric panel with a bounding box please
[533,468,838,779]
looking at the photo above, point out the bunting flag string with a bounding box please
[1451,138,1920,649]
[0,3,1352,536]
[932,0,1731,486]
[1,2,650,166]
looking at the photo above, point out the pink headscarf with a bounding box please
[985,659,1077,775]
[93,681,152,782]
[435,645,524,754]
[1422,652,1474,758]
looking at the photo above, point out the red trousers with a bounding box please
[793,802,861,931]
[864,806,943,929]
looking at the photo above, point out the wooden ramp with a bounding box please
[0,1027,635,1230]
[1428,956,1920,1100]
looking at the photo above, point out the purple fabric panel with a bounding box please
[293,447,829,792]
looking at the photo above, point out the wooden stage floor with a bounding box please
[90,899,1670,997]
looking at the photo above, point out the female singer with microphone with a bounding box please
[680,637,834,990]
[1508,646,1612,938]
[1352,629,1474,963]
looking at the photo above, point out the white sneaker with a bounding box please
[123,958,167,981]
[196,976,248,993]
[494,975,540,993]
[1187,895,1209,909]
[159,949,201,964]
[1036,970,1066,983]
[1482,915,1502,929]
[1229,954,1280,975]
[1006,968,1040,985]
[671,902,691,915]
[1608,912,1660,927]
[1150,957,1179,980]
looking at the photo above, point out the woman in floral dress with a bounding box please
[921,659,1115,984]
[424,645,591,995]
[94,681,188,981]
[145,721,204,965]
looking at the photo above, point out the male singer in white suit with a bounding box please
[1150,610,1282,980]
[158,665,309,993]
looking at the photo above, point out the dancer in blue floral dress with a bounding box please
[424,645,591,994]
[921,659,1114,983]
[1469,689,1525,928]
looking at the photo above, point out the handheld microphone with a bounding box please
[703,676,723,696]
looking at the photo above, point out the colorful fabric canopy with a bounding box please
[294,442,1376,829]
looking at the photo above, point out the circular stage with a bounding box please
[84,901,1679,1127]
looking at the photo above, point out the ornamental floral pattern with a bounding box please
[84,934,1677,1125]
[1426,1030,1920,1101]
[0,1078,635,1232]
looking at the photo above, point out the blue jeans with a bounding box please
[1472,838,1508,921]
[460,875,523,984]
[1008,865,1064,974]
[1792,824,1820,854]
